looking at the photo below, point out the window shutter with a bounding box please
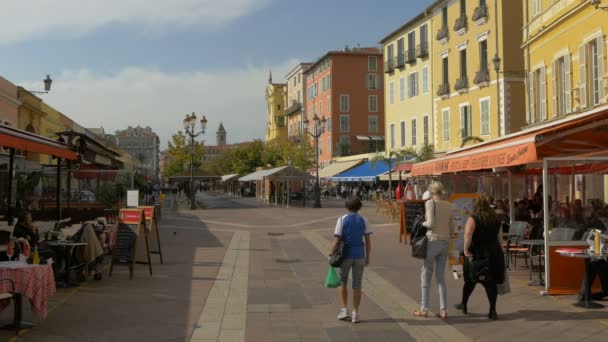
[460,107,466,138]
[579,44,587,109]
[467,106,472,137]
[528,71,535,123]
[552,60,558,117]
[597,37,605,102]
[540,66,547,121]
[565,53,572,114]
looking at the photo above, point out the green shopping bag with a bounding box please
[324,267,341,288]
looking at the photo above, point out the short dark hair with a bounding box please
[345,197,362,212]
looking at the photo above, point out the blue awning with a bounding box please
[330,160,390,182]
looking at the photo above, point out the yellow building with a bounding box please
[381,11,433,153]
[432,0,527,152]
[523,0,607,124]
[265,71,288,142]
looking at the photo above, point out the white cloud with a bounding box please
[19,60,297,149]
[0,0,271,44]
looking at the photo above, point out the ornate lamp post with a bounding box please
[183,112,208,210]
[303,114,327,208]
[28,75,53,95]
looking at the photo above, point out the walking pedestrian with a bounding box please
[414,181,454,320]
[455,194,505,320]
[330,197,372,323]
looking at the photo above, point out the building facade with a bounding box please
[0,76,19,127]
[304,47,385,166]
[523,0,607,125]
[265,72,288,142]
[381,11,433,153]
[285,63,312,141]
[114,126,160,180]
[432,0,526,152]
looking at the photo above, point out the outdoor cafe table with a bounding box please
[0,262,56,328]
[521,239,545,286]
[45,241,88,287]
[556,248,608,309]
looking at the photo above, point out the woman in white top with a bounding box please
[414,181,454,320]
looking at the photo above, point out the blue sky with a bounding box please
[2,0,428,147]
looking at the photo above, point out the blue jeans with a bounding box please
[421,240,449,311]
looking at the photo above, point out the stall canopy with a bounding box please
[318,160,363,179]
[0,124,77,160]
[221,174,239,182]
[239,166,312,182]
[411,107,608,176]
[331,160,390,182]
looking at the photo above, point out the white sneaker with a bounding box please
[351,312,360,323]
[337,308,349,321]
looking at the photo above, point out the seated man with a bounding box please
[579,215,608,301]
[13,211,57,263]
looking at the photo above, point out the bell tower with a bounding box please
[216,122,226,146]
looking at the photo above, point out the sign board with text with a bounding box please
[127,190,139,207]
[138,206,164,264]
[110,208,153,280]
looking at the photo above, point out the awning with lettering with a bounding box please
[411,106,608,176]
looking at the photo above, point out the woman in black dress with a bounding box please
[455,195,505,320]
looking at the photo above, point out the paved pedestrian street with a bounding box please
[2,192,608,342]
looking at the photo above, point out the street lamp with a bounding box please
[28,75,53,95]
[182,112,207,210]
[303,114,327,208]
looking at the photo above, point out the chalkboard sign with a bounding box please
[109,208,152,280]
[138,206,163,264]
[400,200,426,243]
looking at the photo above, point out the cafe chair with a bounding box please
[505,221,530,268]
[549,228,577,241]
[0,278,19,337]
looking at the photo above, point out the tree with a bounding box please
[460,136,485,148]
[163,131,205,178]
[371,150,402,198]
[371,144,435,198]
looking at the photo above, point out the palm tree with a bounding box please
[371,150,401,199]
[460,136,484,148]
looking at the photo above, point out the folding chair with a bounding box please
[0,279,19,337]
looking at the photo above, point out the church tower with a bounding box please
[216,122,227,146]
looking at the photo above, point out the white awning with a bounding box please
[355,135,384,141]
[318,160,364,179]
[379,171,412,181]
[221,174,239,182]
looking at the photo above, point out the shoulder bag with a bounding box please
[411,200,434,259]
[329,216,350,267]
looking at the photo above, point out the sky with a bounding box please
[2,0,428,149]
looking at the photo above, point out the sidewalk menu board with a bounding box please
[401,200,426,243]
[138,206,164,264]
[110,208,153,280]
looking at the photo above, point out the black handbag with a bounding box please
[410,200,434,259]
[465,256,490,282]
[329,240,347,267]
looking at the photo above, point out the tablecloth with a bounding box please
[0,263,56,318]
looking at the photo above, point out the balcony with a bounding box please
[455,77,469,92]
[474,69,490,85]
[416,43,429,58]
[437,83,450,97]
[436,26,449,42]
[405,50,416,64]
[396,53,405,68]
[472,4,488,24]
[384,58,395,73]
[454,15,468,34]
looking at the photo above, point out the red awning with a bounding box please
[0,124,77,160]
[393,162,413,172]
[411,107,608,176]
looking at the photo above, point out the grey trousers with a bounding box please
[420,239,449,311]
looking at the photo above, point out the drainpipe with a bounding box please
[494,0,502,136]
[525,0,531,125]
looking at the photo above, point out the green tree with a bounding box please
[371,151,402,198]
[163,131,205,178]
[460,136,485,148]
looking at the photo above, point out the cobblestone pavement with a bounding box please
[1,192,607,341]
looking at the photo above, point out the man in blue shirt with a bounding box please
[330,197,372,323]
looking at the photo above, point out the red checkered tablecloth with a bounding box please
[0,264,56,318]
